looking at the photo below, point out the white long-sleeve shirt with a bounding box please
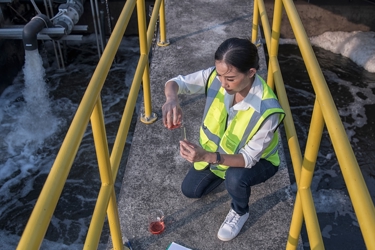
[167,66,282,168]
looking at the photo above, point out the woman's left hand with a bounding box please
[179,140,208,163]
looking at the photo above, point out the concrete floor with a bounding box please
[112,0,301,249]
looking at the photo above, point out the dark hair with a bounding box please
[214,37,259,73]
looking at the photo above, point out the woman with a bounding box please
[162,37,285,241]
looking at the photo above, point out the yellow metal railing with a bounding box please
[252,0,375,249]
[17,0,166,249]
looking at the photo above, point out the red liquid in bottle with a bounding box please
[169,123,181,130]
[149,221,165,234]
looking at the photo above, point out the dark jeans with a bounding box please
[181,159,279,215]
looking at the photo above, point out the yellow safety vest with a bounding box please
[194,70,285,179]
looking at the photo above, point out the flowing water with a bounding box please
[0,35,140,249]
[0,31,374,249]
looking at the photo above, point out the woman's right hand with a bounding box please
[163,81,183,129]
[162,98,182,129]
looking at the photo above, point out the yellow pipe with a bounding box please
[269,0,283,56]
[298,188,323,250]
[269,55,305,249]
[84,184,113,249]
[147,0,163,50]
[91,97,112,185]
[270,56,302,182]
[85,97,116,248]
[137,0,148,56]
[286,193,304,250]
[137,0,156,123]
[110,54,148,178]
[157,0,169,46]
[257,0,271,48]
[298,100,325,249]
[266,0,283,90]
[299,100,324,190]
[107,190,123,250]
[251,0,259,44]
[141,62,157,123]
[145,0,165,120]
[256,0,274,89]
[90,97,124,249]
[17,1,137,249]
[286,101,325,250]
[282,0,375,248]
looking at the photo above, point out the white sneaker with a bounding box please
[217,209,249,241]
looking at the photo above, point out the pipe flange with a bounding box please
[53,14,74,34]
[66,6,80,24]
[59,1,84,22]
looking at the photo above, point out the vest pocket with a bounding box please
[220,133,239,153]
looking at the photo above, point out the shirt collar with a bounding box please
[224,74,263,112]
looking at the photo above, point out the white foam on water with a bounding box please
[324,70,375,142]
[280,31,375,73]
[321,224,333,239]
[6,50,58,149]
[0,50,61,216]
[289,167,358,238]
[280,31,375,142]
[310,31,375,73]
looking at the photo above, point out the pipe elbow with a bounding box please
[22,14,53,51]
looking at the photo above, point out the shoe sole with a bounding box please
[217,234,237,241]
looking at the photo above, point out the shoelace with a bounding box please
[224,210,241,228]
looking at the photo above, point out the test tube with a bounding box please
[181,125,186,140]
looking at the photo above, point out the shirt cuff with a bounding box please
[240,151,254,168]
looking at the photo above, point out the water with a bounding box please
[0,35,140,249]
[277,31,375,249]
[0,31,374,249]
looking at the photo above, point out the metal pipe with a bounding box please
[93,0,104,52]
[22,14,52,50]
[22,0,86,51]
[90,0,102,58]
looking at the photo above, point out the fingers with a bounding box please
[180,140,196,149]
[173,111,182,128]
[179,143,194,163]
[162,103,182,129]
[179,140,200,163]
[161,104,169,127]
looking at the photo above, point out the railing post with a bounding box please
[157,0,169,46]
[86,97,124,249]
[297,99,325,249]
[251,0,259,44]
[137,0,157,124]
[266,0,282,90]
[107,190,124,250]
[270,56,304,250]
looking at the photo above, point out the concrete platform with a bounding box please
[113,0,300,249]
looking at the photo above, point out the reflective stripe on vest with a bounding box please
[194,70,285,179]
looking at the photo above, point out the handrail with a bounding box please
[17,0,166,249]
[252,0,375,249]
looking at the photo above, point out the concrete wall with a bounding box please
[264,0,375,38]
